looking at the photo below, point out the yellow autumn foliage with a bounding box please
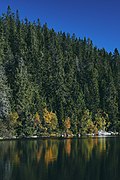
[43,108,58,131]
[64,117,71,130]
[34,112,40,122]
[10,112,19,125]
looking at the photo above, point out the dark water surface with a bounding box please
[0,137,120,180]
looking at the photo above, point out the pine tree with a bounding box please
[0,7,120,135]
[0,65,11,120]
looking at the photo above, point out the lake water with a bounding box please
[0,137,120,180]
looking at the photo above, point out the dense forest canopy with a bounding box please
[0,6,120,137]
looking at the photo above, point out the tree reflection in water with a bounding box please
[0,137,120,180]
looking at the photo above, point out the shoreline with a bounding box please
[0,134,119,141]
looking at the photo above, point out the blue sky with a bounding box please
[0,0,120,52]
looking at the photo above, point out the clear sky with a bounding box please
[0,0,120,52]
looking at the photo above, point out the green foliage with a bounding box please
[0,65,11,120]
[80,110,95,135]
[0,7,120,136]
[94,110,110,131]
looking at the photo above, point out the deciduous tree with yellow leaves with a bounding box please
[43,108,58,132]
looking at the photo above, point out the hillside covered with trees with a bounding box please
[0,7,120,137]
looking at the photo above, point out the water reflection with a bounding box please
[64,139,71,156]
[0,137,120,180]
[44,140,58,166]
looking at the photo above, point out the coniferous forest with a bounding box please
[0,7,120,137]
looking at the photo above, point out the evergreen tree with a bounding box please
[0,7,120,136]
[0,65,11,120]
